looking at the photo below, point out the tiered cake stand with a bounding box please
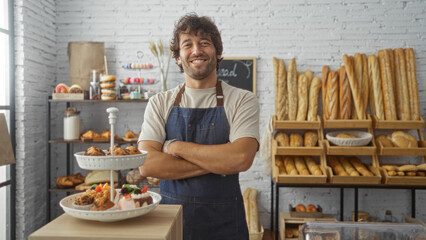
[59,107,161,222]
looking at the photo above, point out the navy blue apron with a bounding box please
[160,80,249,240]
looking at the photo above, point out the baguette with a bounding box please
[248,188,259,233]
[273,57,279,116]
[243,188,251,230]
[394,48,410,120]
[296,74,308,121]
[378,50,397,120]
[304,131,318,147]
[277,59,288,120]
[405,48,420,120]
[287,58,298,120]
[322,66,330,119]
[349,157,373,176]
[361,54,369,114]
[339,66,351,119]
[307,77,321,121]
[305,156,323,175]
[354,53,363,99]
[328,156,349,176]
[276,156,287,174]
[327,70,339,120]
[284,156,298,175]
[295,156,310,175]
[339,157,360,176]
[304,69,314,93]
[275,132,289,147]
[387,49,396,100]
[368,55,385,120]
[343,54,365,119]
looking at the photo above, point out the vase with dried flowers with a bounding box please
[150,40,172,92]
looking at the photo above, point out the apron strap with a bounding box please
[173,81,224,107]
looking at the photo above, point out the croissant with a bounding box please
[81,130,101,139]
[126,146,141,155]
[112,147,129,156]
[101,130,118,140]
[56,176,74,188]
[125,130,135,139]
[84,146,105,156]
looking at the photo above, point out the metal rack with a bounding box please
[270,180,426,240]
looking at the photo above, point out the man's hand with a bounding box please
[162,139,179,158]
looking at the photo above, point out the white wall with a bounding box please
[15,0,426,239]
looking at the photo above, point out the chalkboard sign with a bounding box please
[217,57,256,93]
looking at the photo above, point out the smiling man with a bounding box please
[138,13,260,240]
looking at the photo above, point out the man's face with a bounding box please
[177,30,221,80]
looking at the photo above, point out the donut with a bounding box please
[100,82,116,89]
[100,75,116,82]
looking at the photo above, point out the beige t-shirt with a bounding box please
[139,81,260,145]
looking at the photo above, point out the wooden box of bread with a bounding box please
[280,213,337,240]
[273,115,321,130]
[273,130,323,156]
[326,156,382,184]
[375,131,426,155]
[324,139,376,156]
[372,116,425,129]
[272,155,327,184]
[289,204,323,218]
[322,115,373,129]
[379,163,426,186]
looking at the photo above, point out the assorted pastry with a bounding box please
[275,131,318,147]
[381,164,426,177]
[56,173,85,188]
[275,156,323,176]
[83,145,141,156]
[118,184,153,210]
[73,183,117,211]
[327,156,374,177]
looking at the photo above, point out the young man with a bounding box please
[138,13,259,240]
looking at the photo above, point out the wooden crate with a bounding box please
[273,115,321,130]
[376,140,426,156]
[325,156,382,185]
[324,139,376,156]
[272,156,327,184]
[272,138,324,156]
[379,168,426,186]
[280,213,336,240]
[322,115,372,129]
[372,115,425,129]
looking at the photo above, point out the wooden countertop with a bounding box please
[29,205,182,240]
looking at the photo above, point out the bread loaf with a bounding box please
[378,50,397,120]
[85,170,118,184]
[394,48,411,120]
[349,157,373,176]
[405,48,420,120]
[288,58,298,120]
[343,54,365,119]
[382,165,396,171]
[295,156,310,175]
[243,188,251,230]
[305,156,323,175]
[296,74,308,121]
[375,134,394,147]
[248,188,259,232]
[339,157,360,176]
[354,53,363,100]
[368,55,385,120]
[284,156,298,175]
[391,131,418,148]
[307,77,321,121]
[275,156,287,174]
[361,54,369,114]
[387,49,397,100]
[398,164,417,172]
[327,71,339,120]
[290,133,303,147]
[304,69,314,93]
[328,156,349,176]
[277,59,288,120]
[336,133,357,139]
[304,131,318,147]
[276,132,290,146]
[273,57,279,116]
[339,66,351,119]
[322,66,330,119]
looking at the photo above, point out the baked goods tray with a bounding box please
[372,115,425,129]
[289,204,323,218]
[322,115,372,129]
[324,140,376,155]
[60,190,161,222]
[74,151,147,170]
[376,140,426,155]
[273,115,321,130]
[379,168,426,186]
[326,166,382,185]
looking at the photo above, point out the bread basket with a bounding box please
[326,131,372,147]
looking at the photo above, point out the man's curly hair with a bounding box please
[170,13,223,72]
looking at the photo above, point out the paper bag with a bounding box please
[0,113,15,166]
[68,42,105,91]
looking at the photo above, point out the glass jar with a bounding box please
[63,107,80,140]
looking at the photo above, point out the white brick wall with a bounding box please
[15,0,426,239]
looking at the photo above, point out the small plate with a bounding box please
[326,131,372,147]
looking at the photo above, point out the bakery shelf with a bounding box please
[322,115,372,129]
[272,156,327,184]
[376,140,426,156]
[323,140,376,155]
[272,139,323,156]
[379,168,426,186]
[273,115,321,130]
[372,115,425,129]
